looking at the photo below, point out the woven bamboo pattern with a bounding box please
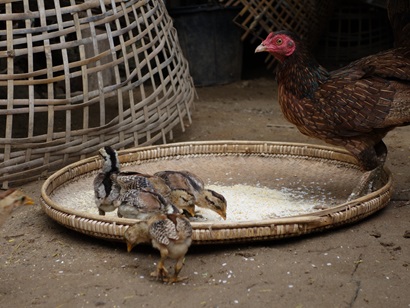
[0,0,195,188]
[315,2,393,68]
[224,0,335,69]
[40,141,393,244]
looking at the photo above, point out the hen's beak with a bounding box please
[255,43,266,53]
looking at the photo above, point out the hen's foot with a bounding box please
[347,166,384,201]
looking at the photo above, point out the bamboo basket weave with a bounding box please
[40,141,393,244]
[225,0,335,69]
[0,0,195,188]
[315,2,393,68]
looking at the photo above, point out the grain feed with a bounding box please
[51,174,332,221]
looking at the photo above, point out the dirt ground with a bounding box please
[1,78,410,308]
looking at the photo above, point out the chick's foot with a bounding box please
[150,266,169,281]
[163,275,188,284]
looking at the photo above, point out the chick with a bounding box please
[116,189,179,220]
[0,189,34,226]
[124,212,193,283]
[154,170,227,219]
[93,146,121,215]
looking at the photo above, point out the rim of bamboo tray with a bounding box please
[40,140,393,244]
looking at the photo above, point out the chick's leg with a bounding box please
[150,248,169,280]
[164,257,188,284]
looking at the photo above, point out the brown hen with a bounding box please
[255,13,410,200]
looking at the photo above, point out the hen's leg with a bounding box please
[348,141,387,201]
[347,166,383,201]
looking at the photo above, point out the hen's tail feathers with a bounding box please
[388,0,410,47]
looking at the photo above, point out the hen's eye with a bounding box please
[277,38,283,45]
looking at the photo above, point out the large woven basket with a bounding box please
[0,0,195,188]
[40,141,393,244]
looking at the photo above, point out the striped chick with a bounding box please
[154,170,227,219]
[124,212,192,283]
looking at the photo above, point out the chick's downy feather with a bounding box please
[116,189,177,220]
[149,214,192,248]
[0,189,34,226]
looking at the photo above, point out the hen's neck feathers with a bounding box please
[276,44,329,99]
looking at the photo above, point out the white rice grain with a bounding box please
[51,174,330,221]
[194,184,321,222]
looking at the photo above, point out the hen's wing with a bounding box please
[308,48,410,137]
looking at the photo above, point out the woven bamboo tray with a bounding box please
[0,0,194,188]
[40,141,393,244]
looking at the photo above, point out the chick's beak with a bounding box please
[188,208,196,217]
[127,242,133,253]
[183,208,195,217]
[255,43,266,53]
[216,209,226,220]
[24,196,35,206]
